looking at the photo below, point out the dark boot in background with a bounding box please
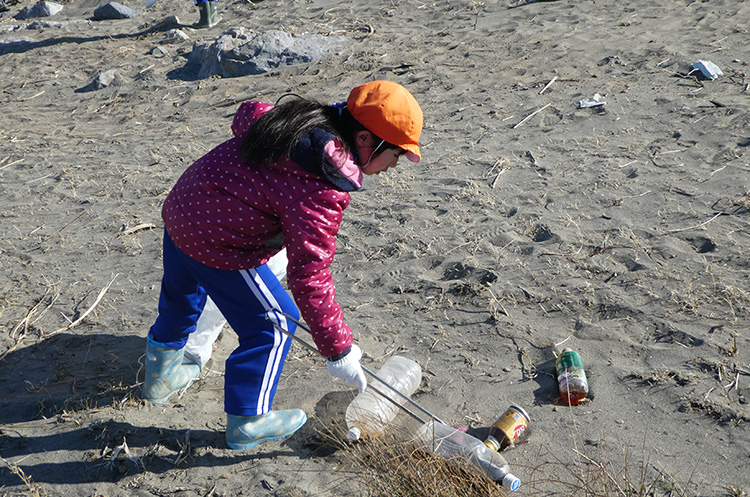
[194,0,220,29]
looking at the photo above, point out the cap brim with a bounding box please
[405,151,421,163]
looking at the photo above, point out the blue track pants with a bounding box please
[149,230,299,416]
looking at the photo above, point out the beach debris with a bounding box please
[513,102,551,129]
[93,2,138,20]
[690,60,723,80]
[538,76,557,95]
[104,438,141,473]
[174,430,191,466]
[345,356,422,441]
[146,0,157,7]
[46,275,118,338]
[15,1,63,19]
[416,421,521,491]
[483,405,530,452]
[188,27,345,79]
[578,93,606,109]
[556,348,589,405]
[119,222,156,236]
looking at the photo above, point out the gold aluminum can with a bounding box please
[483,405,530,451]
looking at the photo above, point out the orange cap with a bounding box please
[347,80,423,162]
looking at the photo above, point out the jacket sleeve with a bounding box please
[281,189,353,357]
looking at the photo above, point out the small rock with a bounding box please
[15,1,63,20]
[164,28,189,43]
[76,69,121,92]
[150,15,180,31]
[150,45,168,57]
[93,2,138,20]
[93,69,118,89]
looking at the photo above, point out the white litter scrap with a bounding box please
[105,438,141,471]
[579,93,606,109]
[691,60,723,80]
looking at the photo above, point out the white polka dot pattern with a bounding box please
[161,101,354,357]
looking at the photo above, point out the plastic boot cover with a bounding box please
[142,335,200,404]
[226,410,307,450]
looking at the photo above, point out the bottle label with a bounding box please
[556,350,589,403]
[485,405,530,450]
[556,350,583,375]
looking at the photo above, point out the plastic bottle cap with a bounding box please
[502,474,521,492]
[346,427,361,441]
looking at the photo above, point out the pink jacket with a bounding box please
[162,101,363,356]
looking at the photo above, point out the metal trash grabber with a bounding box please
[266,311,447,426]
[267,320,425,425]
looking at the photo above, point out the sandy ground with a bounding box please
[1,0,749,495]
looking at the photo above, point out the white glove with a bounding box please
[327,344,367,393]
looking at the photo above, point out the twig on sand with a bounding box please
[489,158,510,188]
[0,456,44,496]
[1,288,61,361]
[539,76,558,95]
[48,274,119,337]
[40,211,88,245]
[174,430,191,466]
[724,372,740,392]
[104,438,141,471]
[554,336,571,349]
[572,448,627,495]
[0,157,24,171]
[11,287,59,339]
[703,387,715,401]
[118,222,156,237]
[491,169,506,188]
[667,212,723,233]
[513,103,552,129]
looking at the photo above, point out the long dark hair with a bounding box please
[241,95,366,166]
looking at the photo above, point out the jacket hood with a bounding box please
[232,101,362,192]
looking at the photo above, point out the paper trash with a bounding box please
[691,60,723,80]
[579,93,606,109]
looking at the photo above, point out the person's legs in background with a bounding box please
[193,0,220,28]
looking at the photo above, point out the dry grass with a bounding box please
[324,424,746,497]
[333,429,507,497]
[0,456,48,497]
[520,441,682,497]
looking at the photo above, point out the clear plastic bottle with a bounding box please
[555,348,589,405]
[345,356,422,441]
[415,420,521,491]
